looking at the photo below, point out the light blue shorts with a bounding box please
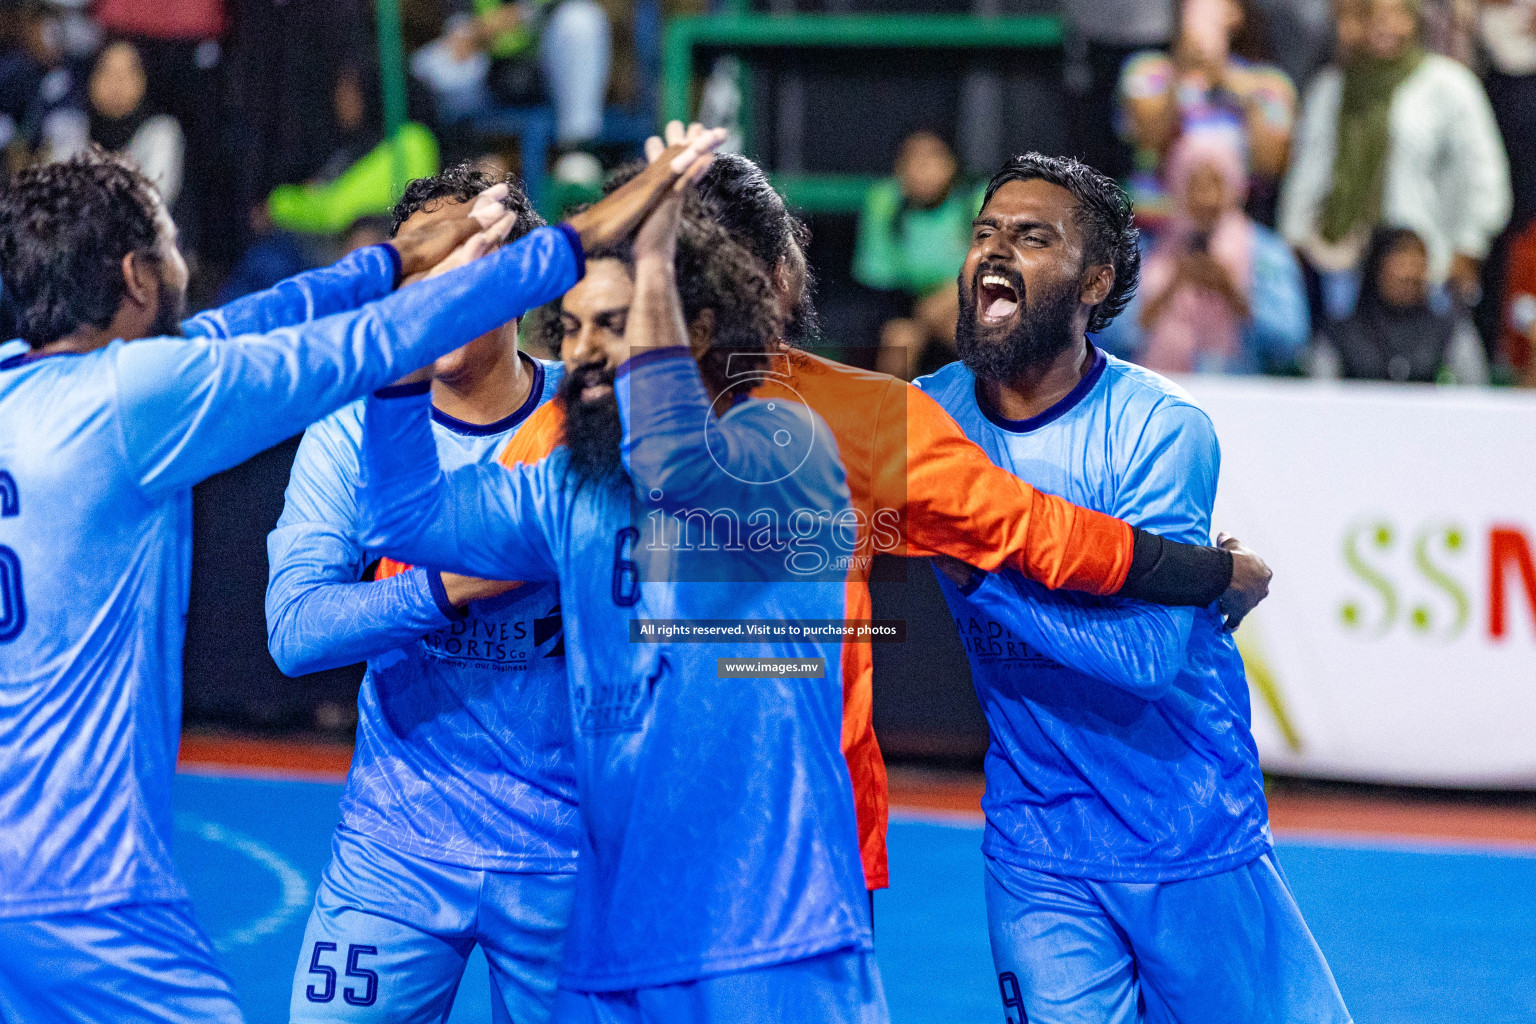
[0,901,243,1024]
[290,827,575,1024]
[985,850,1352,1024]
[553,949,888,1024]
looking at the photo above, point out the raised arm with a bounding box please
[353,385,561,584]
[117,128,731,496]
[265,413,458,677]
[617,190,845,521]
[184,246,398,341]
[117,223,583,496]
[187,202,513,339]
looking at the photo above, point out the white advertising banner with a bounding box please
[1183,377,1536,787]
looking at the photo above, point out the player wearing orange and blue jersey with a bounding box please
[590,151,1271,900]
[353,190,885,1023]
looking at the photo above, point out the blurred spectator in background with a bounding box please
[411,0,611,187]
[1317,226,1486,382]
[1280,0,1510,320]
[1099,128,1308,375]
[93,0,224,264]
[1117,0,1296,228]
[1061,0,1174,183]
[857,130,978,381]
[1499,219,1536,385]
[5,0,94,163]
[1421,0,1479,62]
[265,63,439,236]
[215,64,437,304]
[46,40,183,206]
[0,4,44,163]
[1479,0,1536,368]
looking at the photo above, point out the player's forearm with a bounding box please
[356,390,556,582]
[266,570,449,676]
[183,244,398,341]
[955,570,1193,699]
[897,385,1135,596]
[122,225,583,494]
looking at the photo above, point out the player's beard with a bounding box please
[954,267,1081,383]
[150,277,187,338]
[782,286,820,349]
[560,363,625,484]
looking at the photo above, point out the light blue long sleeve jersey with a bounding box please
[266,356,577,871]
[914,347,1271,883]
[0,224,583,917]
[353,347,871,992]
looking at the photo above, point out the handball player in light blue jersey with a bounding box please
[914,154,1350,1024]
[352,162,885,1024]
[0,136,724,1024]
[267,166,576,1024]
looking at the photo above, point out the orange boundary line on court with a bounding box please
[884,769,1536,848]
[178,733,352,781]
[178,736,1536,849]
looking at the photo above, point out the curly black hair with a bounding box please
[983,153,1140,333]
[602,155,810,274]
[604,154,822,346]
[0,148,164,348]
[389,162,544,243]
[546,195,783,397]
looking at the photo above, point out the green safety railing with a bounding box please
[662,12,1064,214]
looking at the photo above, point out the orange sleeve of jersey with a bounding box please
[374,400,568,581]
[495,399,566,471]
[875,379,1135,596]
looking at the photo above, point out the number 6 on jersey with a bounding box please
[0,471,23,643]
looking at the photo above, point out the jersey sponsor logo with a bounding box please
[534,602,564,657]
[570,654,663,735]
[419,599,565,670]
[955,613,1062,669]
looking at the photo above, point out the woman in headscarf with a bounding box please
[45,40,183,208]
[1107,126,1308,375]
[1324,226,1487,383]
[1280,0,1510,312]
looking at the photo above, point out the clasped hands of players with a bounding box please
[398,122,727,609]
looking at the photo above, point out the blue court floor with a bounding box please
[173,770,1536,1024]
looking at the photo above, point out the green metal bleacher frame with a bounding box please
[661,9,1064,215]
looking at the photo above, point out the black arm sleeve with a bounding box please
[1116,528,1234,607]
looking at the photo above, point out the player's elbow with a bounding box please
[625,446,716,509]
[265,593,330,677]
[353,502,418,557]
[266,621,314,678]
